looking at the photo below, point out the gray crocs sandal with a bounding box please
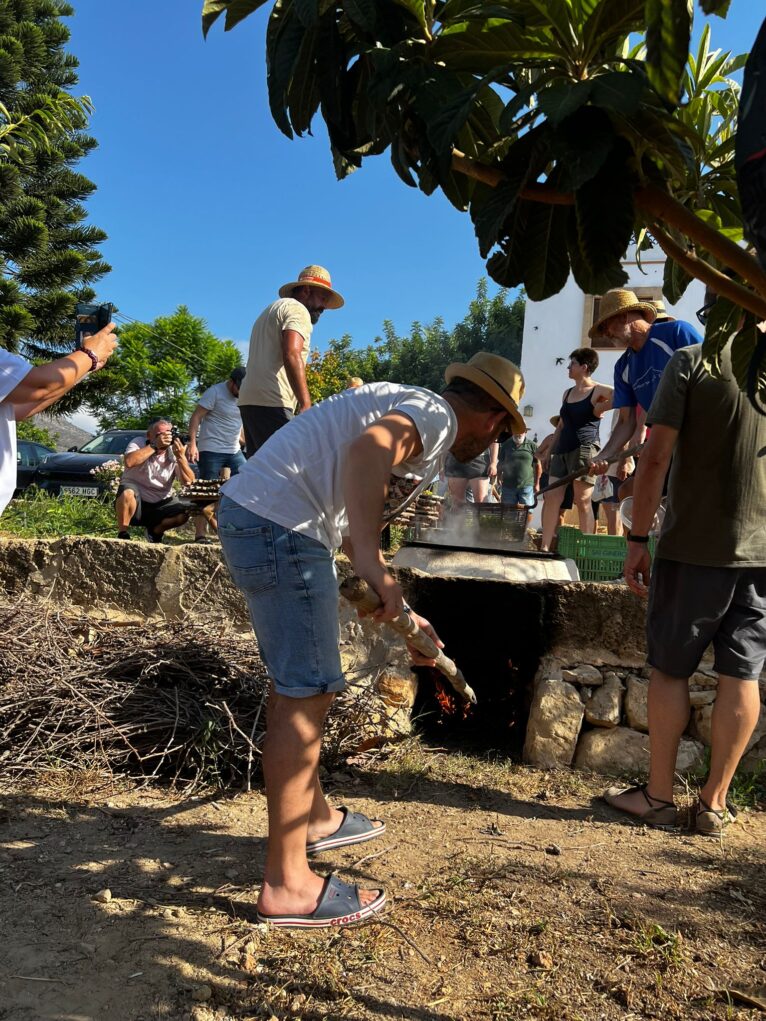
[256,874,386,929]
[696,796,738,837]
[307,806,385,854]
[603,783,678,829]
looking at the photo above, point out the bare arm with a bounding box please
[623,424,677,596]
[281,329,311,412]
[172,439,196,485]
[488,441,499,479]
[187,404,209,463]
[124,443,156,469]
[9,324,118,419]
[592,384,614,418]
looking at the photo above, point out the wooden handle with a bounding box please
[339,576,477,704]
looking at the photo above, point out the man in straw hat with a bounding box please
[587,288,701,473]
[217,352,525,928]
[238,265,344,457]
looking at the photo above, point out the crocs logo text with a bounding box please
[331,911,362,926]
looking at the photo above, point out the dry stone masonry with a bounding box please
[525,655,766,777]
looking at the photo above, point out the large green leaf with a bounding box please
[266,3,306,137]
[701,296,741,378]
[537,80,592,125]
[730,322,766,414]
[698,0,730,14]
[590,70,647,115]
[575,140,635,283]
[551,107,615,191]
[287,29,320,134]
[433,20,561,73]
[520,201,571,301]
[645,0,693,106]
[343,0,376,32]
[202,0,271,37]
[662,253,692,304]
[566,209,628,293]
[391,0,427,31]
[579,0,643,63]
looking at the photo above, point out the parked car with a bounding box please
[16,440,56,496]
[32,429,146,497]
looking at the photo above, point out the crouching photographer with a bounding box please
[115,419,195,542]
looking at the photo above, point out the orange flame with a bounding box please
[433,676,473,720]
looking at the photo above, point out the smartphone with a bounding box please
[75,302,113,348]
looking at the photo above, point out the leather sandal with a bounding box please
[696,796,738,837]
[603,783,678,829]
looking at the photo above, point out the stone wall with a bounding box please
[524,655,766,776]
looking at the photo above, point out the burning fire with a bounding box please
[433,675,472,720]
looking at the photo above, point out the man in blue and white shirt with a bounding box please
[589,288,701,468]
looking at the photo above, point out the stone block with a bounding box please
[377,669,418,709]
[523,678,584,768]
[740,735,766,774]
[584,673,623,728]
[689,688,716,708]
[574,727,704,776]
[561,665,603,686]
[624,675,648,732]
[692,702,765,753]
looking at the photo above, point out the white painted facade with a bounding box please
[518,244,705,446]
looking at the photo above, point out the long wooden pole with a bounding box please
[338,576,478,705]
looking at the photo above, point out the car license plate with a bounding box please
[60,485,99,497]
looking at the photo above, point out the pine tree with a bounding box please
[0,0,110,362]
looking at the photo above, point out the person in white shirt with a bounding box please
[238,265,344,457]
[187,366,247,543]
[218,352,526,929]
[0,324,118,516]
[115,419,196,542]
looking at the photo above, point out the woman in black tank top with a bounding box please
[540,347,613,551]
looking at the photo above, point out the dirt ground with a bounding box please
[1,745,765,1021]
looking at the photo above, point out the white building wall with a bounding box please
[518,244,705,445]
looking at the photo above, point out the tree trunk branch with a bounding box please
[450,150,766,299]
[650,223,766,320]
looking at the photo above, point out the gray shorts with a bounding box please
[549,443,599,486]
[647,559,766,680]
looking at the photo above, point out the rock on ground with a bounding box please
[624,675,648,732]
[584,672,623,728]
[575,726,705,776]
[523,678,584,768]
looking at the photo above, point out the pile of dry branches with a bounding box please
[0,600,385,788]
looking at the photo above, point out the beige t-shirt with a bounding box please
[238,298,313,409]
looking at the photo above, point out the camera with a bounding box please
[74,302,113,348]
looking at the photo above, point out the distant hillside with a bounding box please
[33,414,94,451]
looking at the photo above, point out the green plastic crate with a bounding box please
[556,525,580,559]
[558,527,657,582]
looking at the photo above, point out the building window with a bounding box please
[583,287,663,349]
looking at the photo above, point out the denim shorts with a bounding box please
[198,449,245,479]
[218,496,345,698]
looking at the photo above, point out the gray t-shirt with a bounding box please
[197,381,242,453]
[647,342,766,567]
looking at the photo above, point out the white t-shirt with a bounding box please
[121,442,182,502]
[0,349,32,516]
[238,298,314,409]
[223,382,457,550]
[197,381,242,453]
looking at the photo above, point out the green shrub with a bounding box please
[1,490,115,538]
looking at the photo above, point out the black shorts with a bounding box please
[445,450,490,480]
[240,405,293,459]
[647,559,766,679]
[540,472,573,510]
[116,482,189,531]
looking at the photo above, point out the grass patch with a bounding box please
[1,489,115,538]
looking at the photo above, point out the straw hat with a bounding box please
[444,352,526,435]
[588,288,656,339]
[549,415,561,427]
[279,265,344,309]
[651,299,675,322]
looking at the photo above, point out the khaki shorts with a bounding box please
[549,443,599,485]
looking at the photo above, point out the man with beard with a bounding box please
[217,352,526,929]
[238,265,344,457]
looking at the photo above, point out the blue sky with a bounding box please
[67,2,762,360]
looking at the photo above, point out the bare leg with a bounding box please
[573,479,595,534]
[258,690,380,916]
[153,511,190,537]
[608,668,690,814]
[541,481,566,551]
[194,504,216,539]
[471,478,489,503]
[603,503,622,536]
[448,477,468,505]
[699,675,761,811]
[115,490,137,531]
